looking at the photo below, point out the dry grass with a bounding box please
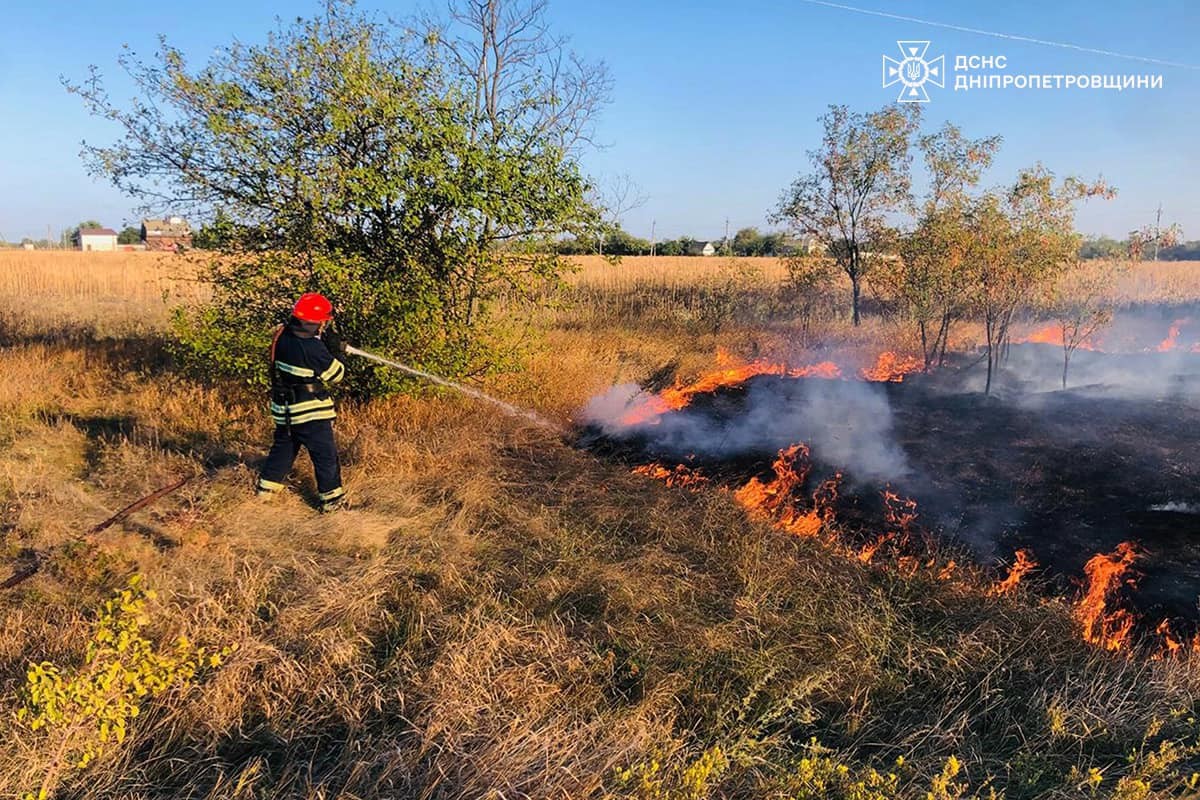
[566,254,1200,305]
[2,252,1200,798]
[566,255,792,288]
[8,250,1199,303]
[0,251,207,335]
[1109,259,1200,305]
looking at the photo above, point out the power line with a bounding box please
[797,0,1200,71]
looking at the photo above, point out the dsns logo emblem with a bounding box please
[882,41,944,103]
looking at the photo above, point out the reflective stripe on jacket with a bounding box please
[270,319,345,426]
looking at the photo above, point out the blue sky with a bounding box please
[1,0,1197,241]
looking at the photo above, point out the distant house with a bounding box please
[686,240,717,256]
[778,235,822,256]
[141,217,192,251]
[75,227,118,252]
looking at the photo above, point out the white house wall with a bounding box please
[79,235,117,252]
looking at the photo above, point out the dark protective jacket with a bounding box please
[269,317,346,426]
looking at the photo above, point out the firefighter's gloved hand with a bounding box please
[323,329,348,356]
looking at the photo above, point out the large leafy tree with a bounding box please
[67,0,604,394]
[772,104,920,326]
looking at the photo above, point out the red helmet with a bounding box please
[292,292,333,323]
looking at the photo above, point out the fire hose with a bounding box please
[344,345,563,433]
[2,474,196,591]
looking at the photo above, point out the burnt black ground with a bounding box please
[887,373,1200,621]
[582,343,1200,627]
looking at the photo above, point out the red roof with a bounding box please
[78,227,118,236]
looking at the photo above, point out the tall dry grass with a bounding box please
[3,252,1200,797]
[0,251,207,335]
[2,333,1199,798]
[7,250,1199,303]
[565,255,792,288]
[566,254,1200,305]
[1109,259,1200,305]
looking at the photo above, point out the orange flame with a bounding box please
[882,489,918,531]
[858,533,894,563]
[989,549,1038,596]
[793,361,844,379]
[733,445,839,538]
[733,444,811,514]
[1014,323,1098,351]
[1153,619,1183,661]
[859,351,924,382]
[1074,542,1139,651]
[1014,320,1198,354]
[1156,320,1185,352]
[808,473,841,532]
[860,488,918,563]
[1017,323,1065,347]
[937,560,957,581]
[617,349,929,428]
[632,462,709,489]
[619,356,842,426]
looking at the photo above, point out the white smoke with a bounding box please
[580,382,645,427]
[582,376,909,484]
[979,309,1200,400]
[1149,501,1200,514]
[978,345,1200,402]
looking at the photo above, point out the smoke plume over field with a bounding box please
[584,375,908,483]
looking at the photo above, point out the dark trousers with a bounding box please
[258,420,344,502]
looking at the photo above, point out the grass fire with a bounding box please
[587,328,1200,662]
[5,1,1200,797]
[12,250,1200,799]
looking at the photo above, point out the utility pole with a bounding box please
[1153,203,1163,261]
[650,219,656,257]
[724,217,730,256]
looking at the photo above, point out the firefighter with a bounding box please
[256,292,349,512]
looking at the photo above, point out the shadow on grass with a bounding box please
[42,410,253,475]
[0,317,180,375]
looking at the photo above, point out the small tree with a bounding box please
[884,123,1001,370]
[117,226,140,245]
[1079,235,1125,260]
[657,239,683,256]
[780,255,838,345]
[965,167,1113,394]
[1128,222,1182,261]
[772,104,920,325]
[594,173,647,255]
[1037,259,1121,389]
[599,227,651,256]
[190,210,236,251]
[731,227,766,256]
